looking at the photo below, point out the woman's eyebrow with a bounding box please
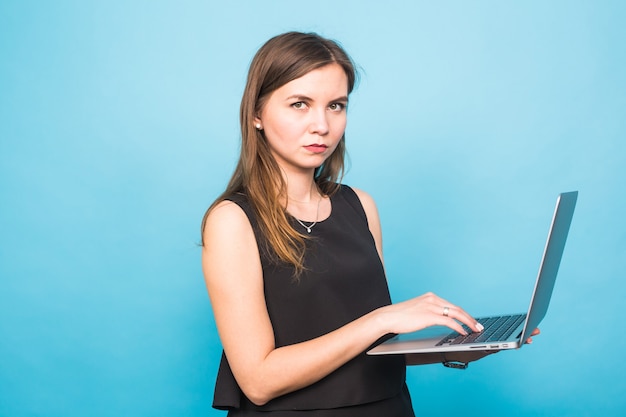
[285,94,313,102]
[284,94,349,103]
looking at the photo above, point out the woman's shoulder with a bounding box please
[347,186,375,204]
[207,192,251,220]
[209,198,244,216]
[337,184,377,211]
[203,197,253,241]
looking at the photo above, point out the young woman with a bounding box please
[201,32,537,416]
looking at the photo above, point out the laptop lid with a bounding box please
[519,190,577,343]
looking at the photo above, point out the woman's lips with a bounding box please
[304,144,328,153]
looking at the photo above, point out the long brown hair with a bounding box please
[202,32,358,275]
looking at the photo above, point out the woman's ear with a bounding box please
[254,116,263,130]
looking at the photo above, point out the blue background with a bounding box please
[1,1,624,416]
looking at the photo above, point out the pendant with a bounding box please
[306,227,311,233]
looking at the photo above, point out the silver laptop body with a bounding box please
[368,191,578,356]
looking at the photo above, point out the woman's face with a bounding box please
[255,63,348,175]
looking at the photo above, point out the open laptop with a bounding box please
[368,191,578,356]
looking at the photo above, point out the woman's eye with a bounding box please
[329,103,346,112]
[292,102,306,109]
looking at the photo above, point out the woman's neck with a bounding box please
[282,169,321,203]
[286,181,320,204]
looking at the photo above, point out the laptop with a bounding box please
[368,191,578,356]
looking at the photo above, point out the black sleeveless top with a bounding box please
[212,185,414,416]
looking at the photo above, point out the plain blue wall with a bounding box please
[1,1,624,416]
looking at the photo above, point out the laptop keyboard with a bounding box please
[436,314,527,346]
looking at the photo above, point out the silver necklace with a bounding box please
[294,194,322,233]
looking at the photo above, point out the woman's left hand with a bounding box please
[525,327,541,344]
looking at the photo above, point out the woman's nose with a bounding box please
[308,108,329,135]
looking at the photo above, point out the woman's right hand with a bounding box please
[375,292,484,336]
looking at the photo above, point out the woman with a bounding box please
[201,32,536,416]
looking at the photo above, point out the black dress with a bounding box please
[212,185,415,416]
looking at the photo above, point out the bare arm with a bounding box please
[203,201,393,405]
[202,198,484,406]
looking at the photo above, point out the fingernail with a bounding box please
[476,323,484,332]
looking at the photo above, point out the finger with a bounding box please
[437,316,469,336]
[437,303,483,333]
[423,293,483,333]
[525,328,541,344]
[434,309,479,335]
